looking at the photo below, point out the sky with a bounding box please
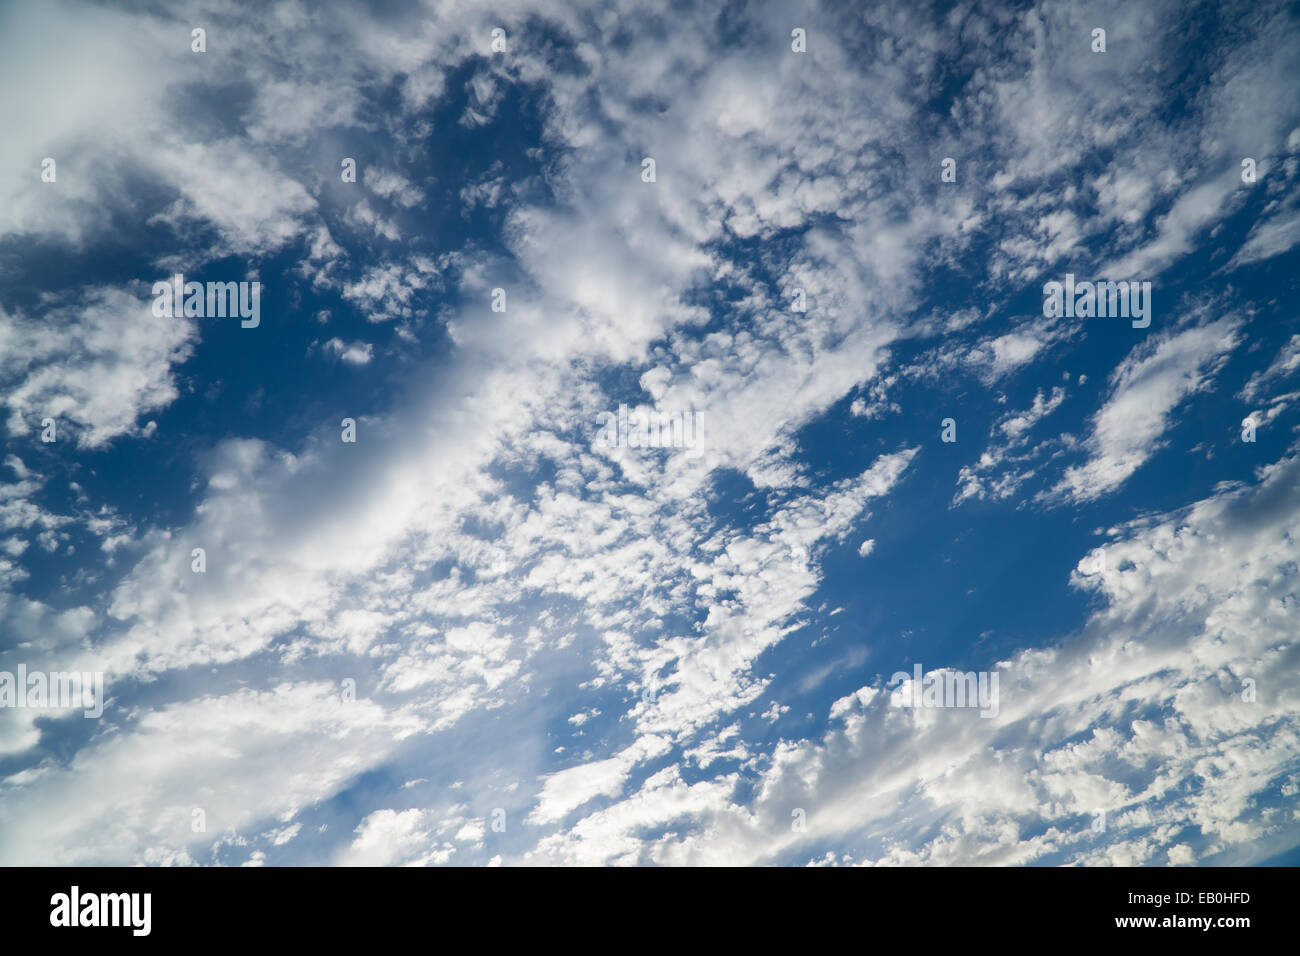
[0,0,1298,867]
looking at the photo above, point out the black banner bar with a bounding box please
[4,865,1281,943]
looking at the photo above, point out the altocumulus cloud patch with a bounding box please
[0,0,1298,873]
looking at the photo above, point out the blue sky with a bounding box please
[1,0,1299,866]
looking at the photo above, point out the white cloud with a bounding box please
[1239,334,1300,403]
[1048,318,1240,504]
[0,683,423,865]
[0,288,195,448]
[954,386,1068,505]
[320,337,374,365]
[1,0,1297,872]
[530,447,1300,865]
